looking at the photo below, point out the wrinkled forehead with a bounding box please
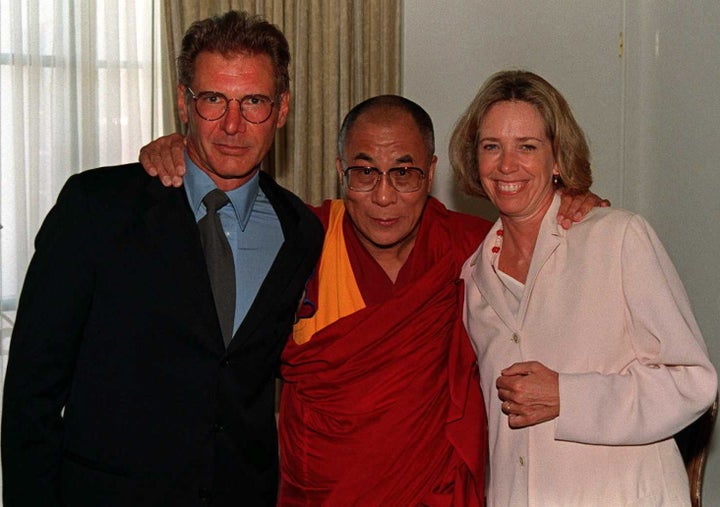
[191,51,278,95]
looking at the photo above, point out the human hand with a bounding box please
[138,133,187,187]
[496,361,560,429]
[556,189,610,230]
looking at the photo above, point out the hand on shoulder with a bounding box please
[139,133,187,187]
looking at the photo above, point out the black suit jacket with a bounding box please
[1,163,324,507]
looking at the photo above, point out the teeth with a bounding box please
[498,182,523,193]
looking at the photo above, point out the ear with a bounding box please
[275,91,290,128]
[425,155,438,192]
[177,84,189,124]
[335,157,345,187]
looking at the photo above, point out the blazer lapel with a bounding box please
[515,220,563,326]
[471,221,519,331]
[143,179,226,354]
[227,173,308,351]
[515,196,564,326]
[471,196,565,331]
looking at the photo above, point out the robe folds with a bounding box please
[278,197,491,506]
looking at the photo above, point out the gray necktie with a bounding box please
[198,189,235,346]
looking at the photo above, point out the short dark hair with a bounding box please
[337,95,435,159]
[177,10,290,96]
[449,70,592,197]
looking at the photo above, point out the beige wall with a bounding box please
[403,0,720,502]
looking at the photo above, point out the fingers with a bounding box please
[496,361,560,428]
[139,147,159,177]
[501,399,537,428]
[555,189,579,227]
[556,189,610,229]
[138,133,187,188]
[501,361,535,376]
[556,191,588,228]
[169,142,186,187]
[504,402,558,429]
[558,216,574,231]
[502,399,525,427]
[499,384,560,429]
[573,192,601,220]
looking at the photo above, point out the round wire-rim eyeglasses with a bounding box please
[186,87,276,124]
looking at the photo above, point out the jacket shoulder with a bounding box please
[68,162,149,185]
[574,206,641,235]
[258,172,323,235]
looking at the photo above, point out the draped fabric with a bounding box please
[161,0,402,204]
[292,200,365,345]
[279,198,489,506]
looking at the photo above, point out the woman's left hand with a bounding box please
[496,361,560,428]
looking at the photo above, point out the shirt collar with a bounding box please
[183,151,260,231]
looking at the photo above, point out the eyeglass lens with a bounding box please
[345,167,424,192]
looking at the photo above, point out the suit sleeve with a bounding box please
[556,214,717,445]
[2,174,95,506]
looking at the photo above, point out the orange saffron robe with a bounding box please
[278,198,491,506]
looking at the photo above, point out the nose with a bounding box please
[371,173,398,207]
[222,99,247,134]
[499,149,519,174]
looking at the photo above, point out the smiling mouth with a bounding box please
[497,181,525,193]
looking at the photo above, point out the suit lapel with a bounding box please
[228,173,307,351]
[138,173,313,354]
[143,179,226,354]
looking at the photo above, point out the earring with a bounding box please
[552,174,560,186]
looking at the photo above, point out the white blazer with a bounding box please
[462,194,717,507]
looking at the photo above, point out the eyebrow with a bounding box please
[479,136,546,143]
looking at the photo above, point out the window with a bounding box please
[0,0,165,353]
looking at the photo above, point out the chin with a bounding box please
[373,233,412,250]
[212,163,258,179]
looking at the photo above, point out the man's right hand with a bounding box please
[139,133,187,187]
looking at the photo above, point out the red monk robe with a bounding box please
[278,197,491,506]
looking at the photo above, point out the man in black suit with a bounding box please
[1,10,323,507]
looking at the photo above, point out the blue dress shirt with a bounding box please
[183,154,284,337]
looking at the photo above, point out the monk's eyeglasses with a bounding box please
[343,166,425,193]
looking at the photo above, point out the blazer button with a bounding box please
[511,333,520,344]
[198,487,212,502]
[213,422,224,433]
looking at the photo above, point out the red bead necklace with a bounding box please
[491,228,504,266]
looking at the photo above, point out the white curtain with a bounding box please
[0,0,165,470]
